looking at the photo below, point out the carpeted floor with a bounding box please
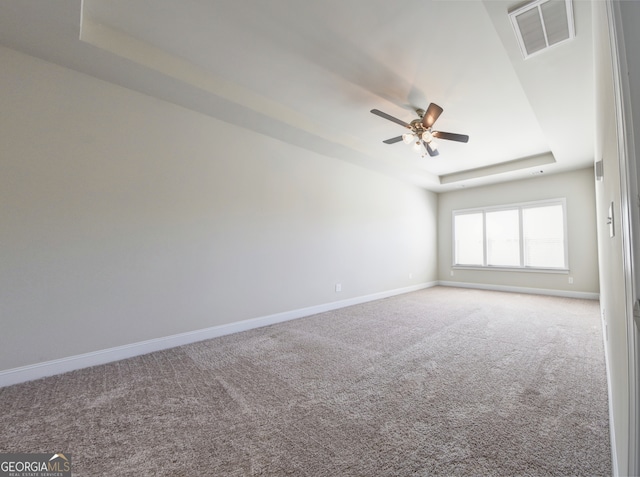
[0,287,611,476]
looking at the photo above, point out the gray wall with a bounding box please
[0,46,438,371]
[438,168,599,296]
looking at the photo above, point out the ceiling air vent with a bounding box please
[509,0,574,59]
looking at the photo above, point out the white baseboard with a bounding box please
[0,281,438,388]
[437,280,600,300]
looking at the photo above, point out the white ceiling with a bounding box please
[0,0,595,191]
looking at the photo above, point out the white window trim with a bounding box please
[452,198,569,272]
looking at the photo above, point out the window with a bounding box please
[453,213,483,265]
[453,199,567,270]
[486,209,520,266]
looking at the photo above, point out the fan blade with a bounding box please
[383,136,404,144]
[422,103,443,129]
[370,109,411,128]
[424,141,439,157]
[432,131,469,143]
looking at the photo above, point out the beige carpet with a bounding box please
[0,287,611,476]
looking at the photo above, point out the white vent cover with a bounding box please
[509,0,574,59]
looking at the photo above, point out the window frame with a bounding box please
[452,198,569,273]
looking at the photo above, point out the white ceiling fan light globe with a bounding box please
[413,140,423,152]
[422,130,434,143]
[402,133,414,144]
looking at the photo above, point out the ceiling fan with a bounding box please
[370,103,469,157]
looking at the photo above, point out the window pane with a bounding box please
[486,209,520,266]
[523,205,565,267]
[454,213,483,265]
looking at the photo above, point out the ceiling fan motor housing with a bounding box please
[410,119,427,134]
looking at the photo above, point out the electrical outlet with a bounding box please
[568,276,573,284]
[409,273,413,279]
[450,270,454,276]
[335,283,342,292]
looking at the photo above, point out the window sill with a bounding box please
[452,265,569,274]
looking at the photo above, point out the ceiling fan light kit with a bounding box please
[371,103,468,158]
